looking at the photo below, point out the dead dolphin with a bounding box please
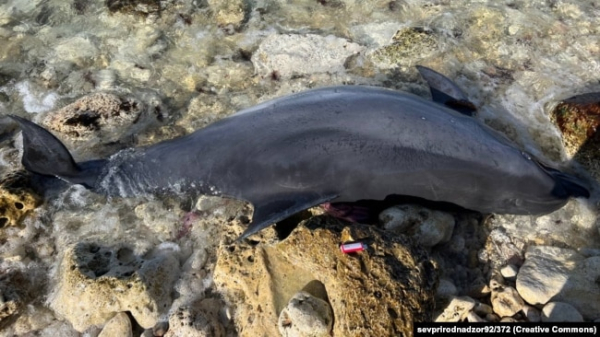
[8,67,589,240]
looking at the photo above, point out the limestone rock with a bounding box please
[106,0,161,14]
[278,291,333,337]
[252,34,364,80]
[380,205,455,247]
[42,92,148,145]
[207,0,247,28]
[0,269,36,329]
[541,302,584,322]
[516,246,600,320]
[50,242,180,331]
[435,296,476,322]
[214,218,437,336]
[0,171,41,230]
[98,313,132,337]
[164,298,225,337]
[491,286,524,318]
[466,311,485,323]
[370,27,437,68]
[549,92,600,179]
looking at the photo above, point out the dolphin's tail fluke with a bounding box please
[9,115,104,189]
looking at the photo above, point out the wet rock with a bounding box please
[42,92,150,145]
[482,228,524,269]
[106,0,161,15]
[473,303,493,316]
[252,34,363,80]
[380,205,455,247]
[541,302,584,322]
[214,218,437,336]
[491,286,524,318]
[207,0,247,29]
[500,264,518,280]
[164,298,224,337]
[522,304,541,322]
[0,171,41,230]
[278,291,333,337]
[350,22,403,48]
[370,27,437,68]
[435,297,476,322]
[98,313,132,337]
[49,242,180,331]
[550,93,600,179]
[516,246,600,320]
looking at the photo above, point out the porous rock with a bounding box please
[380,204,455,247]
[0,268,36,329]
[370,27,437,68]
[164,298,224,337]
[214,217,437,336]
[252,34,363,80]
[541,302,584,322]
[106,0,161,15]
[515,246,600,320]
[49,242,180,332]
[42,92,146,144]
[0,171,41,230]
[98,312,132,337]
[435,296,476,322]
[278,291,333,337]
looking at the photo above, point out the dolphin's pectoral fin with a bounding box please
[416,65,477,116]
[238,192,338,241]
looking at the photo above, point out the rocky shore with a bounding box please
[1,0,599,336]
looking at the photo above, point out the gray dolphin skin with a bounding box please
[8,67,590,240]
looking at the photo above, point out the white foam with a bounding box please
[15,81,58,113]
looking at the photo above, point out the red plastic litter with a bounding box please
[340,242,367,254]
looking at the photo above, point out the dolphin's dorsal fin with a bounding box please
[238,192,338,240]
[416,65,477,116]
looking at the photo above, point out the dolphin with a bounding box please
[8,67,590,240]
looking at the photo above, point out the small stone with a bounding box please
[98,313,132,337]
[380,205,455,247]
[486,313,500,322]
[491,286,524,318]
[466,311,485,323]
[522,305,541,322]
[542,302,583,322]
[278,291,333,337]
[473,303,493,316]
[436,279,457,300]
[500,317,518,322]
[516,246,600,319]
[435,297,476,322]
[467,278,491,298]
[500,264,518,280]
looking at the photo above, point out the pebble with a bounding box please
[541,302,584,322]
[473,303,493,316]
[435,297,476,322]
[278,291,333,337]
[516,246,600,319]
[500,264,518,280]
[522,305,541,322]
[436,279,458,300]
[466,312,485,323]
[491,286,524,318]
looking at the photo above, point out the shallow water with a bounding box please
[1,0,600,334]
